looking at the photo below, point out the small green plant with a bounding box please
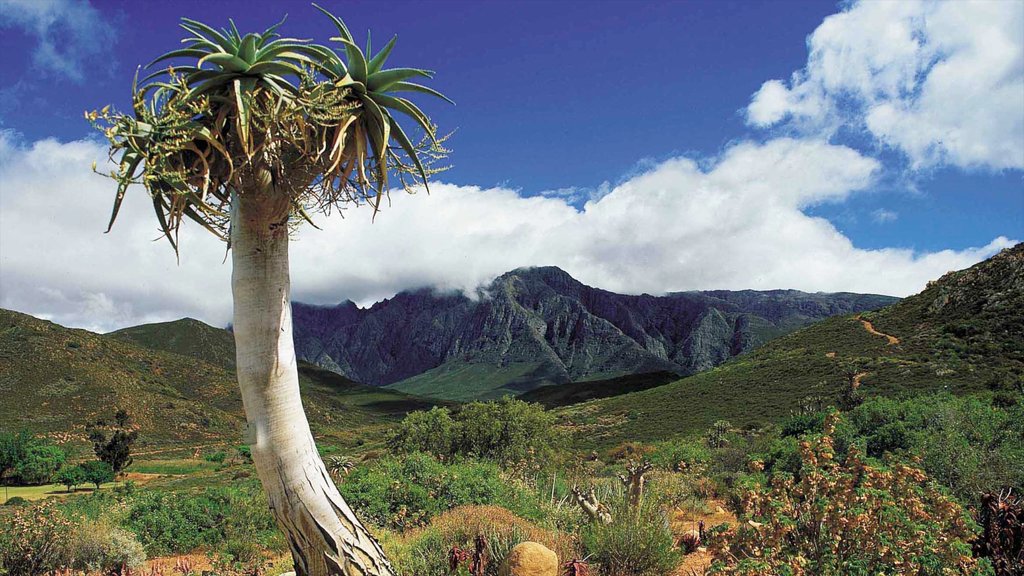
[581,498,678,576]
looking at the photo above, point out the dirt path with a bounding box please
[856,315,899,345]
[673,499,736,575]
[851,371,868,390]
[132,441,229,458]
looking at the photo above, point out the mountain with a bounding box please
[291,267,898,400]
[561,243,1024,448]
[0,310,442,455]
[109,317,237,369]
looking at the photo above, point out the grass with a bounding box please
[0,481,119,504]
[386,361,567,401]
[518,371,679,408]
[130,459,219,475]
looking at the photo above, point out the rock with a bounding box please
[499,541,558,576]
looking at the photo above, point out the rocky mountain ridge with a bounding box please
[292,267,898,399]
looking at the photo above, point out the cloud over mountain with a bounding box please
[0,133,1011,332]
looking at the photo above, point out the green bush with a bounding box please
[388,398,563,467]
[581,498,678,576]
[123,485,281,556]
[648,438,711,471]
[338,452,544,531]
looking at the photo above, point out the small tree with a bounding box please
[80,461,115,490]
[87,410,138,475]
[13,444,66,486]
[54,465,85,493]
[0,430,33,483]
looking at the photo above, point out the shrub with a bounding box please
[205,450,227,464]
[709,413,983,576]
[121,485,282,557]
[581,498,678,576]
[648,439,711,472]
[3,496,27,506]
[338,452,544,531]
[72,519,147,573]
[0,500,76,575]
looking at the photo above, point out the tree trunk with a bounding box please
[231,190,396,576]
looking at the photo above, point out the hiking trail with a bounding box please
[856,315,899,345]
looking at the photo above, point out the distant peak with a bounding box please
[502,265,576,281]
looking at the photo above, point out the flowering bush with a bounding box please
[0,501,75,575]
[710,413,986,576]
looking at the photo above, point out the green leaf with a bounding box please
[366,67,431,92]
[388,115,430,191]
[258,15,289,47]
[312,3,353,43]
[333,36,368,81]
[180,18,237,53]
[389,81,455,105]
[369,93,434,141]
[146,48,212,68]
[239,33,259,64]
[198,53,251,73]
[367,35,397,74]
[106,154,143,233]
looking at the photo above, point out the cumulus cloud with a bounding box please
[746,0,1024,171]
[0,0,116,83]
[0,134,1013,332]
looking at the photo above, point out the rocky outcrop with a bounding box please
[291,267,898,393]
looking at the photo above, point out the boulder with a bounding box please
[499,541,558,576]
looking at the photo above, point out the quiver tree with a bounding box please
[90,7,450,576]
[571,485,613,525]
[617,460,652,510]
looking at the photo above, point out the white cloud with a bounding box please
[0,135,1013,332]
[872,209,899,224]
[746,0,1024,171]
[0,0,115,83]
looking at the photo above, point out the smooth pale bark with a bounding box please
[231,189,396,576]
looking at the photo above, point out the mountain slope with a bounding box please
[0,310,441,455]
[292,267,897,400]
[109,317,237,369]
[561,243,1024,448]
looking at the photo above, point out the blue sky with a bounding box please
[0,0,1021,330]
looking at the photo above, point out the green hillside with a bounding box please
[562,243,1024,448]
[517,371,678,408]
[0,310,443,455]
[109,317,238,369]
